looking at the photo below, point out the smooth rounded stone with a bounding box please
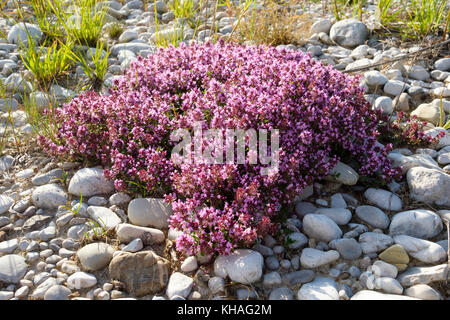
[300,248,340,268]
[393,92,410,111]
[407,167,450,207]
[165,272,193,299]
[435,58,450,71]
[384,79,409,96]
[7,23,42,46]
[127,198,173,229]
[0,97,19,112]
[316,198,328,207]
[109,250,169,296]
[397,264,448,287]
[77,242,114,271]
[282,270,315,286]
[359,232,394,254]
[14,286,29,299]
[407,65,430,81]
[430,86,450,97]
[30,277,62,299]
[307,45,323,56]
[326,161,359,185]
[87,206,121,229]
[431,69,450,81]
[122,238,143,253]
[404,284,441,300]
[39,226,56,241]
[310,18,332,34]
[0,254,27,283]
[180,256,198,273]
[393,235,446,264]
[214,249,263,284]
[0,155,14,172]
[364,70,388,86]
[372,260,398,278]
[388,153,441,175]
[268,287,294,300]
[0,195,13,214]
[329,19,368,48]
[373,96,393,114]
[67,272,97,289]
[302,214,342,242]
[67,224,89,240]
[330,193,347,209]
[0,238,18,254]
[297,276,339,300]
[25,252,39,263]
[0,291,14,300]
[263,271,282,288]
[424,128,450,149]
[389,209,442,239]
[44,285,71,300]
[347,266,361,278]
[351,290,418,300]
[374,277,403,295]
[118,30,139,43]
[0,216,10,228]
[3,73,32,94]
[334,238,362,260]
[68,168,115,197]
[110,42,154,56]
[40,249,53,259]
[87,196,108,206]
[253,243,274,256]
[279,259,291,270]
[379,244,409,271]
[109,193,131,206]
[59,248,75,258]
[45,255,61,264]
[355,205,390,229]
[31,184,68,210]
[363,188,402,211]
[437,239,448,254]
[60,261,80,275]
[115,223,165,245]
[286,232,308,250]
[314,208,352,225]
[31,169,64,186]
[410,102,440,123]
[62,238,79,251]
[265,256,280,271]
[437,152,450,165]
[207,276,225,294]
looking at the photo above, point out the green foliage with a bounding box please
[406,0,447,37]
[106,22,124,39]
[169,0,196,19]
[31,0,65,42]
[19,37,73,88]
[64,41,110,91]
[376,0,403,26]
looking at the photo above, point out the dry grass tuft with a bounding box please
[231,0,314,46]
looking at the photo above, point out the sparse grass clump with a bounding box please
[19,37,73,89]
[106,22,125,40]
[230,0,313,46]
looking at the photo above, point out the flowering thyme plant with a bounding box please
[378,111,446,148]
[39,41,400,256]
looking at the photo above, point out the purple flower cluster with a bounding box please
[379,111,446,148]
[39,41,400,256]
